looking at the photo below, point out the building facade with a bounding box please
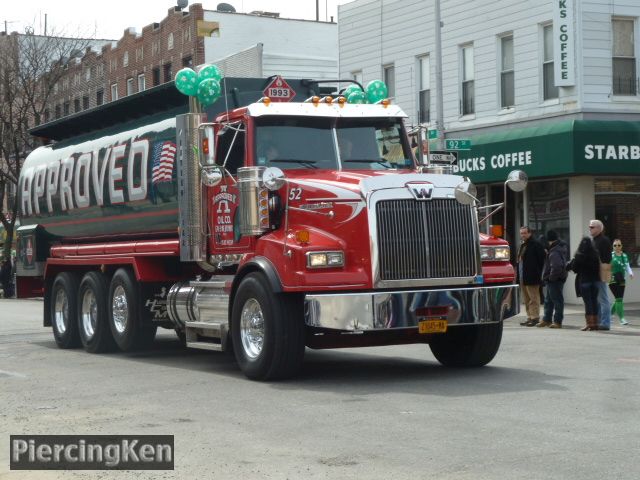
[339,0,640,302]
[45,3,338,120]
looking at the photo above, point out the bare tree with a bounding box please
[0,27,93,260]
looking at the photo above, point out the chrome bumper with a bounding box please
[304,285,518,331]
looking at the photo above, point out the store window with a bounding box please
[595,177,640,266]
[527,179,569,244]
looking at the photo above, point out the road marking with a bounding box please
[0,369,27,378]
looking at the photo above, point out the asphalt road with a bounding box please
[1,298,639,480]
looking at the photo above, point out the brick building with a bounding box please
[45,3,338,121]
[47,4,205,120]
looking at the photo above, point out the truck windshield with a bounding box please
[254,116,414,170]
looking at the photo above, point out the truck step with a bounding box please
[186,340,224,352]
[184,321,228,351]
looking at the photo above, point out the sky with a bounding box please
[1,0,354,39]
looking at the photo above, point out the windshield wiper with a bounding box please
[269,159,318,169]
[343,159,392,169]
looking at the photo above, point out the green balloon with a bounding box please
[366,79,388,104]
[343,84,363,98]
[175,68,198,96]
[347,91,367,104]
[198,64,223,83]
[197,78,221,106]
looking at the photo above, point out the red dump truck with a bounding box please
[16,76,525,380]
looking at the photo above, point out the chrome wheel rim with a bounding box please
[54,288,68,334]
[81,289,97,339]
[112,285,128,334]
[240,298,265,359]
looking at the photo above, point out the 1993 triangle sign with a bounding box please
[263,76,296,102]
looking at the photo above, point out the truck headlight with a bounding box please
[480,246,510,261]
[306,251,345,268]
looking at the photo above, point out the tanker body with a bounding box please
[16,75,526,380]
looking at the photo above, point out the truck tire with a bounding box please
[429,322,503,367]
[108,268,157,352]
[51,272,81,349]
[78,271,116,353]
[231,273,304,380]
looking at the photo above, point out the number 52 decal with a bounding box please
[289,187,302,200]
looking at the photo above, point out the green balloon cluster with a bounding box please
[344,80,388,104]
[343,84,363,98]
[175,68,198,96]
[175,64,224,106]
[198,64,222,83]
[366,80,388,104]
[197,78,221,106]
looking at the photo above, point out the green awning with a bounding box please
[454,120,640,183]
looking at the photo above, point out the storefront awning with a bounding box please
[454,120,640,183]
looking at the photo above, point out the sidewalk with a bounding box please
[508,301,640,332]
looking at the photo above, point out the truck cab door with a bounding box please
[208,122,252,254]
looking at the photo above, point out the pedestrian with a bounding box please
[517,226,547,326]
[609,238,634,325]
[0,259,12,298]
[567,237,601,331]
[538,230,569,328]
[589,219,613,330]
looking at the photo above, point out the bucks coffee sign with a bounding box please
[553,0,575,86]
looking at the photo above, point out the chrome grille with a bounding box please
[376,199,478,280]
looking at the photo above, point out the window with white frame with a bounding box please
[500,35,514,108]
[111,83,118,101]
[383,64,395,98]
[418,55,430,123]
[168,33,174,50]
[543,24,558,100]
[138,73,146,92]
[126,78,134,96]
[612,18,637,96]
[123,51,129,67]
[461,44,474,115]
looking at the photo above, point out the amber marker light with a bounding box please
[381,99,391,108]
[295,230,310,244]
[490,224,503,238]
[337,96,347,107]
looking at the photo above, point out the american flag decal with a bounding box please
[151,141,177,184]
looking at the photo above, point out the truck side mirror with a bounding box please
[454,180,478,205]
[505,170,528,192]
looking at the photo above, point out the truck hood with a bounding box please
[284,169,466,202]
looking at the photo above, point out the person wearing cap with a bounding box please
[589,219,613,330]
[538,230,569,328]
[517,226,547,327]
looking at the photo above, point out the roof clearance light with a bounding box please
[258,96,272,106]
[381,99,391,108]
[304,96,321,106]
[321,96,334,104]
[337,96,347,107]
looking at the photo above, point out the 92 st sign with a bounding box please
[445,139,472,150]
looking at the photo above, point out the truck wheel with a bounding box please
[108,268,157,352]
[51,272,81,349]
[429,322,503,367]
[78,271,115,353]
[231,273,304,380]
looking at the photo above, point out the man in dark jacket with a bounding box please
[517,226,547,326]
[538,230,569,328]
[589,219,613,330]
[0,259,12,298]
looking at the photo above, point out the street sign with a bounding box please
[445,139,472,150]
[428,150,458,165]
[263,76,296,102]
[428,129,438,140]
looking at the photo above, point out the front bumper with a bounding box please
[304,285,518,331]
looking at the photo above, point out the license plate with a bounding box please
[418,319,448,334]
